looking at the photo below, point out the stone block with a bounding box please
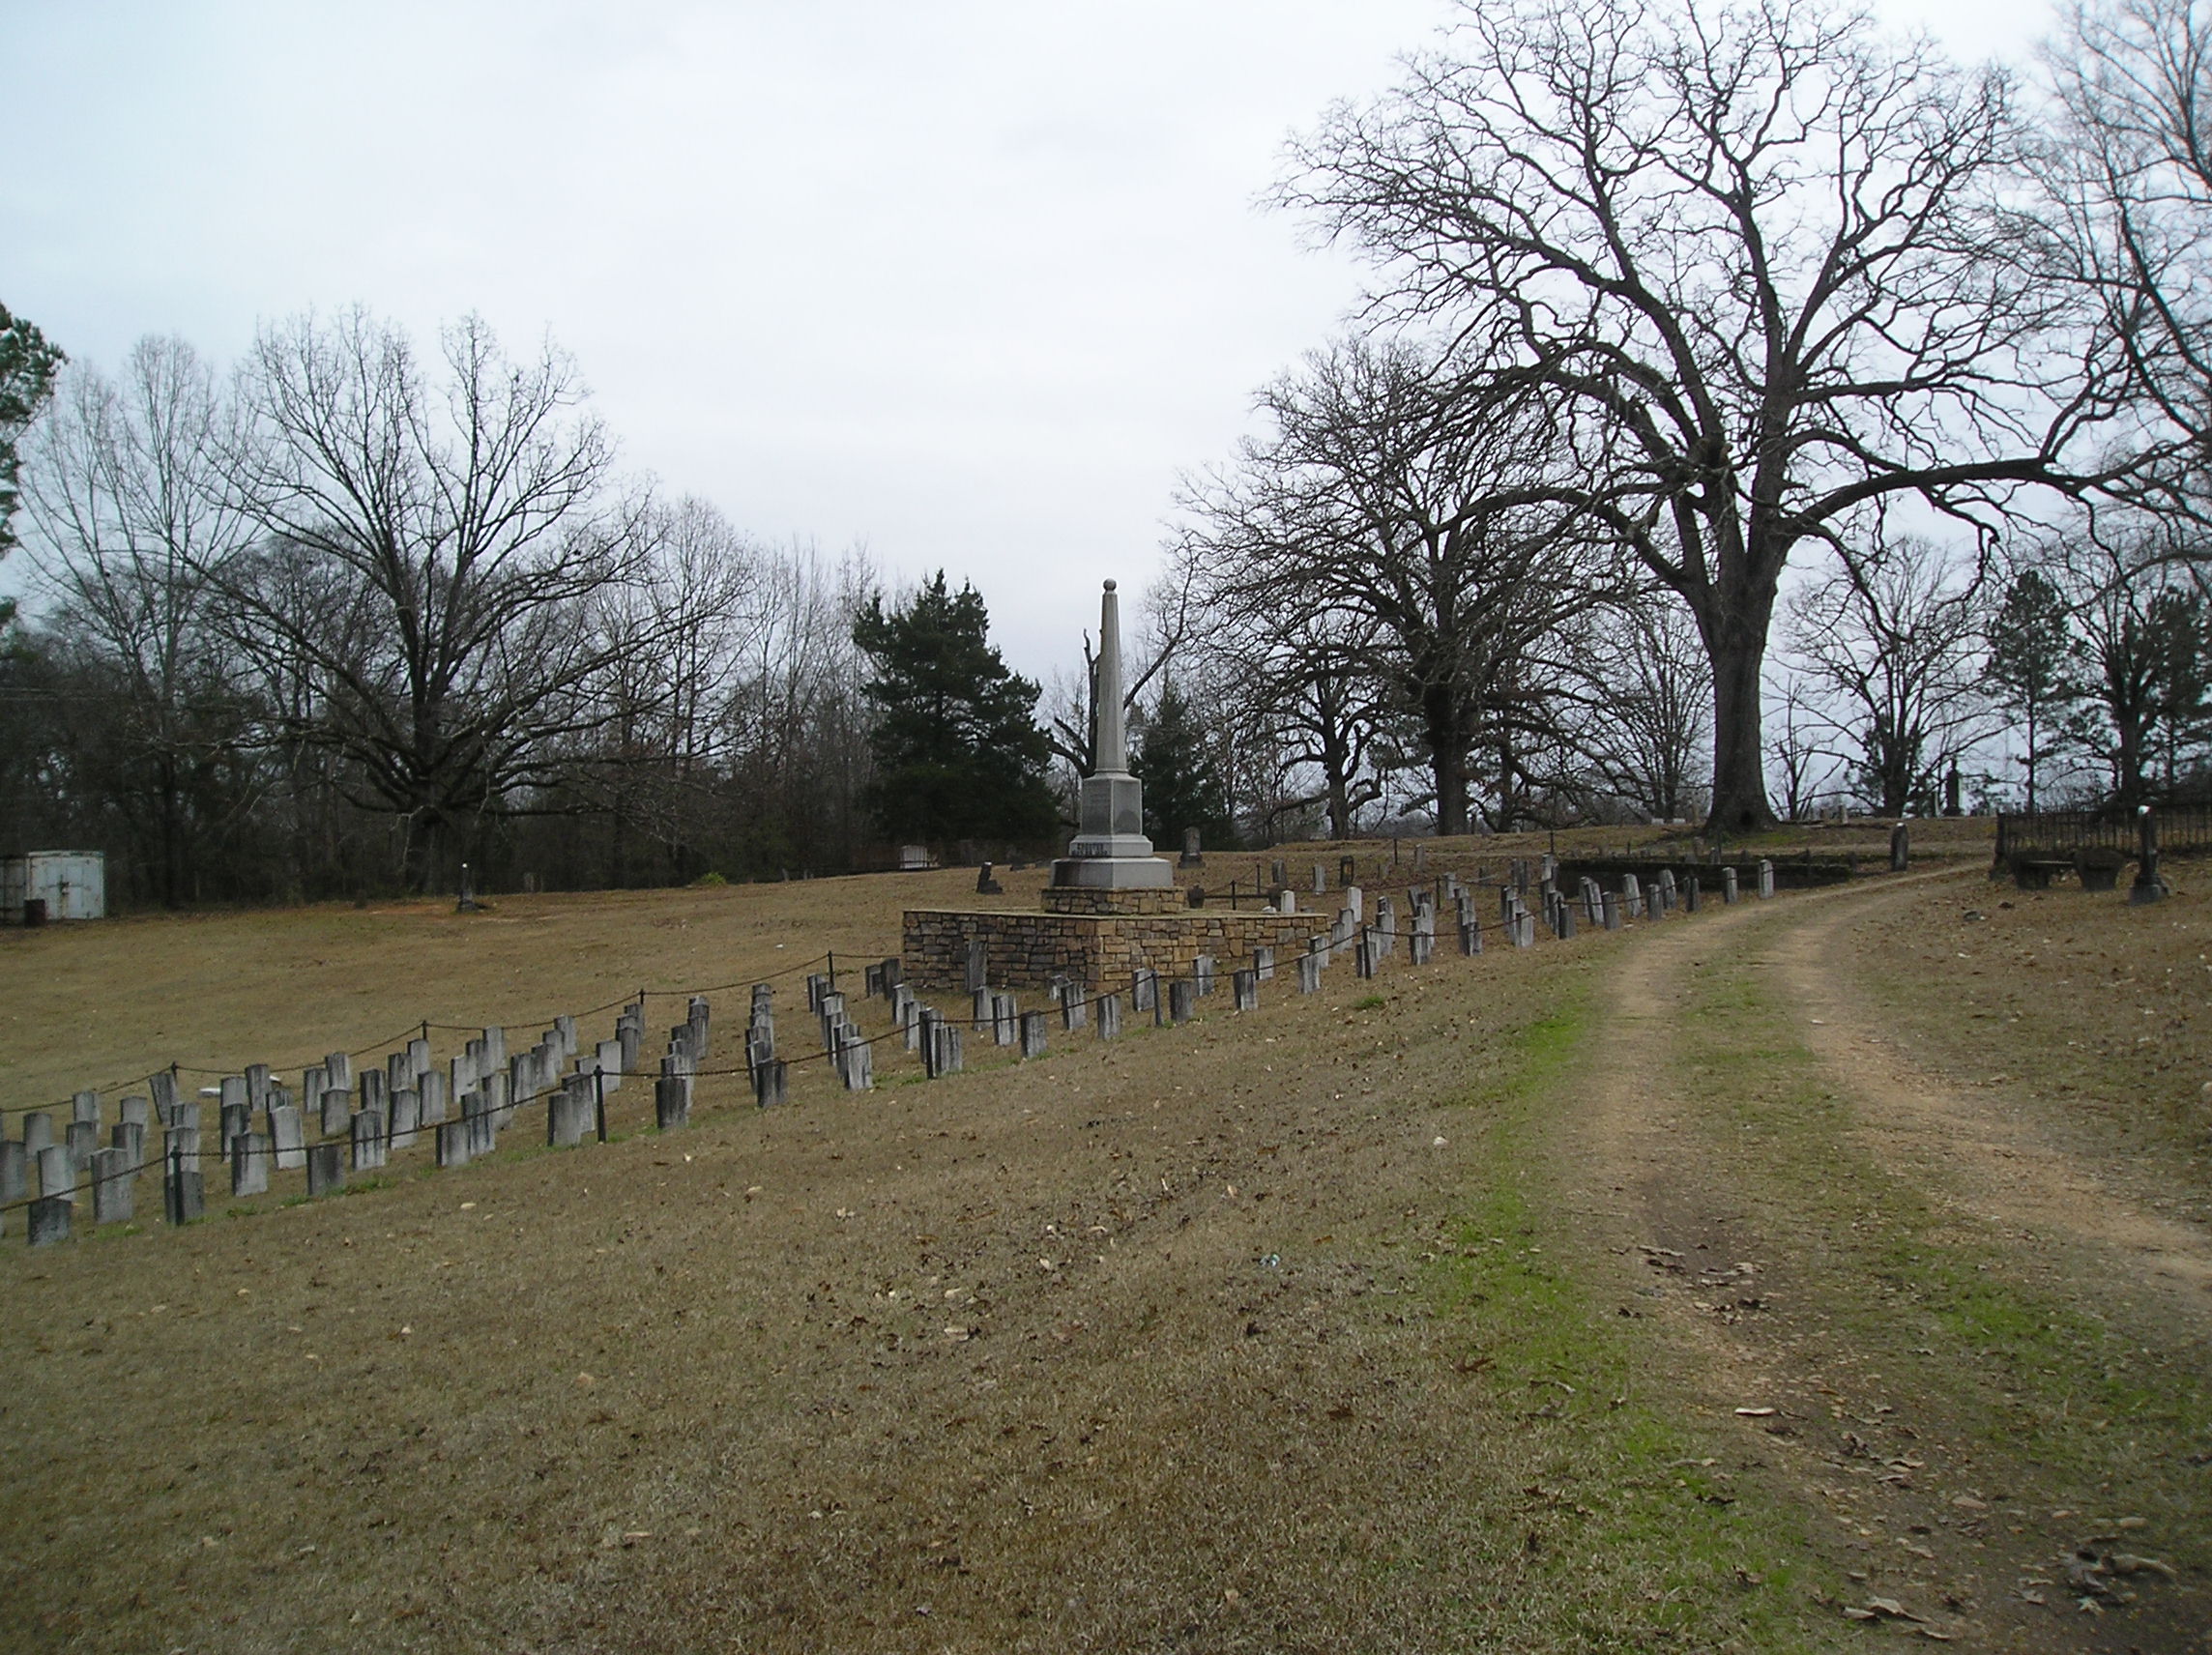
[1096,993,1123,1039]
[1297,953,1322,994]
[72,1089,102,1126]
[1168,979,1197,1023]
[162,1127,200,1175]
[1232,969,1258,1011]
[89,1147,132,1225]
[1019,1010,1049,1058]
[655,1072,691,1130]
[546,1089,591,1148]
[436,1121,472,1168]
[37,1143,73,1202]
[21,1111,52,1153]
[164,1166,204,1226]
[389,1089,422,1152]
[0,1139,22,1204]
[839,1034,875,1091]
[231,1133,270,1197]
[65,1119,98,1174]
[218,1103,250,1162]
[930,1024,963,1078]
[269,1106,306,1171]
[351,1112,387,1171]
[755,1059,790,1107]
[307,1143,346,1195]
[28,1196,71,1247]
[463,1103,498,1159]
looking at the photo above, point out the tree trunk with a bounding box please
[1423,684,1470,836]
[1705,626,1777,832]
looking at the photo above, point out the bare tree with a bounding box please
[2045,517,2212,801]
[21,337,263,902]
[718,540,877,869]
[218,309,655,889]
[1284,0,2139,832]
[568,496,759,883]
[1783,532,1991,814]
[1182,335,1615,835]
[1765,676,1846,822]
[1571,595,1713,823]
[2050,0,2212,457]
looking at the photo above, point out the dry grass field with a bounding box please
[2,823,2205,1653]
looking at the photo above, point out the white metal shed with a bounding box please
[1,851,107,922]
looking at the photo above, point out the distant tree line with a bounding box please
[0,312,900,903]
[10,0,2212,913]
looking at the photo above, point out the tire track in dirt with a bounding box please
[1557,871,2202,1651]
[1773,879,2212,1326]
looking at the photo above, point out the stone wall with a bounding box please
[903,907,1332,990]
[1038,886,1183,916]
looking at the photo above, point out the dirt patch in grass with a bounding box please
[1836,870,2212,1218]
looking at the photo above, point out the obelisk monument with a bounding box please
[1051,580,1173,891]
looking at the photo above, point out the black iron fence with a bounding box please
[1994,802,2212,864]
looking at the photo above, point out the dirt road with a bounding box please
[1567,872,2212,1651]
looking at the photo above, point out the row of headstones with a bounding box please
[547,997,711,1147]
[1257,849,1552,904]
[9,995,720,1246]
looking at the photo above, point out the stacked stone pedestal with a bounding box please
[903,906,1325,992]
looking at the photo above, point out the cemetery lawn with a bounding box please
[2,838,2206,1652]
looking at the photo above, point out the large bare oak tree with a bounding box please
[1283,0,2133,828]
[219,310,655,889]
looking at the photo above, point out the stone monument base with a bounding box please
[1040,885,1181,916]
[903,906,1324,991]
[1048,853,1175,890]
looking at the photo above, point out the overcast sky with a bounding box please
[5,0,2053,682]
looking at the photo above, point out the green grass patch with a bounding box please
[1419,988,1843,1651]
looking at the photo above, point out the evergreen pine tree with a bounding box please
[1984,569,2078,812]
[1133,681,1237,850]
[853,572,1060,843]
[0,303,65,571]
